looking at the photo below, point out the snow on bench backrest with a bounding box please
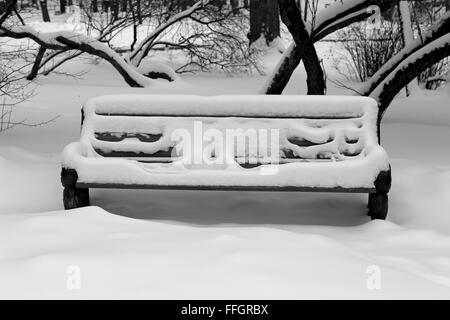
[79,95,380,164]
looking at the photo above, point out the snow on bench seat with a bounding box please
[61,95,390,191]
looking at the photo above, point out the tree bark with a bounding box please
[136,0,142,24]
[39,0,50,22]
[0,0,18,27]
[102,0,110,12]
[92,0,98,12]
[268,0,324,95]
[303,41,325,95]
[231,0,240,15]
[111,0,119,19]
[120,0,127,12]
[60,0,66,14]
[263,43,301,94]
[27,46,46,80]
[249,0,280,45]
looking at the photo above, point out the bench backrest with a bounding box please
[80,95,380,166]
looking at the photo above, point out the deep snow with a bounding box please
[1,38,450,298]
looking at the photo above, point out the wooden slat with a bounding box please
[95,132,162,142]
[95,112,363,120]
[76,182,376,193]
[94,149,361,162]
[94,148,175,158]
[288,137,325,147]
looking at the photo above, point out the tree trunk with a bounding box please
[231,0,239,15]
[303,42,326,95]
[102,0,110,12]
[264,43,302,94]
[27,46,46,80]
[211,0,225,10]
[92,0,98,12]
[60,0,66,14]
[39,0,50,22]
[179,0,196,10]
[121,0,127,12]
[111,0,119,19]
[136,0,142,24]
[271,0,325,95]
[249,0,280,45]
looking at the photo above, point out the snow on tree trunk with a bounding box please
[265,0,324,95]
[261,42,300,94]
[398,0,420,96]
[399,0,414,43]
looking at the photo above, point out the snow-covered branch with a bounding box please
[312,0,395,41]
[371,34,450,118]
[264,0,397,94]
[360,11,450,97]
[398,0,414,45]
[0,26,153,87]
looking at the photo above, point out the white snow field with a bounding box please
[1,43,450,299]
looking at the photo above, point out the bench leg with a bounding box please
[367,193,373,214]
[368,168,392,220]
[63,186,90,210]
[368,192,388,220]
[61,168,90,210]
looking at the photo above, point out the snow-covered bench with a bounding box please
[61,95,391,219]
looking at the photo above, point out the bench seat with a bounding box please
[63,141,388,192]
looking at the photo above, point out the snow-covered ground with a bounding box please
[1,37,450,299]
